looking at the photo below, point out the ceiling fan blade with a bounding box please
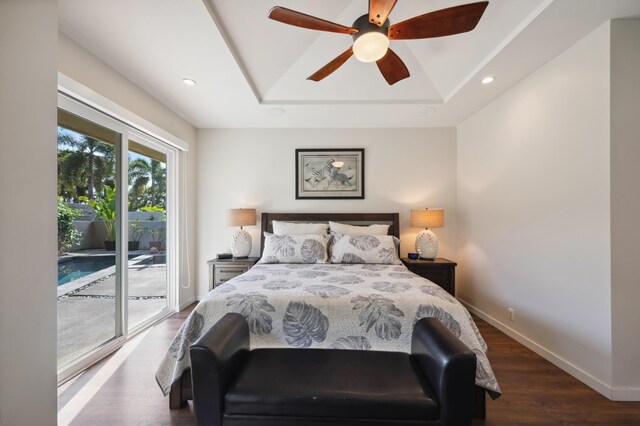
[369,0,398,27]
[376,48,409,85]
[388,1,488,40]
[268,7,357,35]
[307,47,354,82]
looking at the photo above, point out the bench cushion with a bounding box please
[225,348,438,421]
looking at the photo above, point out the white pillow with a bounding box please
[330,234,401,264]
[272,220,329,235]
[329,221,390,236]
[260,232,330,264]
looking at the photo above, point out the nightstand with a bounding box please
[207,257,259,290]
[401,258,457,296]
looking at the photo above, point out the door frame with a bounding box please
[57,92,179,384]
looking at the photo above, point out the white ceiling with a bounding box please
[59,0,640,128]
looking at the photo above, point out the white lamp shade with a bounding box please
[411,209,444,229]
[228,208,256,227]
[353,32,389,63]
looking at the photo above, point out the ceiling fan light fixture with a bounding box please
[268,2,489,84]
[353,31,389,62]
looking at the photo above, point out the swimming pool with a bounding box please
[57,255,138,285]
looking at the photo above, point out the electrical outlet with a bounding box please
[508,308,515,321]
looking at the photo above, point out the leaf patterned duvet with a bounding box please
[156,263,501,397]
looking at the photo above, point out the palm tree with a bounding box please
[58,150,81,200]
[57,129,116,200]
[128,157,166,209]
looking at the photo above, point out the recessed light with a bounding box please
[182,78,197,86]
[267,108,286,116]
[481,76,495,85]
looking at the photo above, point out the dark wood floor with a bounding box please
[474,319,640,425]
[59,304,640,425]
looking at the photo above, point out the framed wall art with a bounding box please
[295,148,364,199]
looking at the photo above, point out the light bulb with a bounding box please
[353,32,389,63]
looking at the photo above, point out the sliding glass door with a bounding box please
[57,110,123,371]
[127,136,171,331]
[56,94,177,382]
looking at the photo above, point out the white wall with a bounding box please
[0,1,58,424]
[197,128,457,297]
[457,22,613,393]
[58,34,199,307]
[610,19,640,399]
[58,33,195,145]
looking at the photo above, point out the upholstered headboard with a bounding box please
[260,212,400,256]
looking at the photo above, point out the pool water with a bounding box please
[57,255,137,286]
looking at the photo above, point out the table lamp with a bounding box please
[410,208,444,259]
[228,208,256,258]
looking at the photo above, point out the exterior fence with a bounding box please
[65,203,166,252]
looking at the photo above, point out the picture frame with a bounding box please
[295,148,365,199]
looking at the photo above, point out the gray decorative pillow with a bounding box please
[259,232,330,264]
[330,234,401,264]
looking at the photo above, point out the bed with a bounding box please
[156,212,500,415]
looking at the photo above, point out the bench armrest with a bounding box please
[411,317,477,426]
[190,313,249,426]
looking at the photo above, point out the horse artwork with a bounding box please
[295,149,364,199]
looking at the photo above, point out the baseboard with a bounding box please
[178,296,196,312]
[459,299,616,400]
[611,387,640,401]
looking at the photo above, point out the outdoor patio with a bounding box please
[57,251,167,369]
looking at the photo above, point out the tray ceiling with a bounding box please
[58,0,640,127]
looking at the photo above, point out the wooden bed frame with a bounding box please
[260,212,400,255]
[169,211,486,418]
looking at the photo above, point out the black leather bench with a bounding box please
[190,313,477,426]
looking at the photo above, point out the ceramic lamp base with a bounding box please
[416,229,438,259]
[231,228,252,258]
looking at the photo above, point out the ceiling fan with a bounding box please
[268,1,489,85]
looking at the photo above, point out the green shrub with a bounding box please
[58,198,82,254]
[81,185,117,241]
[130,219,147,242]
